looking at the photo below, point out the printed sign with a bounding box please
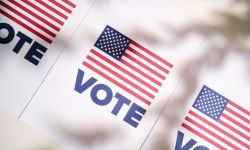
[176,85,250,150]
[75,25,173,127]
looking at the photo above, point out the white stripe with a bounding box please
[84,58,153,102]
[223,110,249,131]
[227,103,250,124]
[183,118,228,150]
[190,109,248,149]
[122,55,163,82]
[188,114,243,149]
[27,1,64,25]
[0,4,53,41]
[192,109,249,144]
[7,1,58,35]
[60,0,75,10]
[126,47,169,77]
[88,51,157,94]
[46,0,70,16]
[220,116,247,134]
[32,1,67,21]
[130,43,172,70]
[95,49,160,89]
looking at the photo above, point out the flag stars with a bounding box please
[95,26,131,60]
[193,86,229,121]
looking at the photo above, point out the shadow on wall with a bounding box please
[151,28,244,149]
[210,0,250,52]
[47,0,250,149]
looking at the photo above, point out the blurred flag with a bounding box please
[0,0,76,44]
[182,85,250,150]
[83,25,173,106]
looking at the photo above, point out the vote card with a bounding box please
[141,33,250,150]
[0,0,95,117]
[19,0,207,149]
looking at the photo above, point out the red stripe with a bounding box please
[185,116,240,150]
[86,55,155,99]
[91,49,159,92]
[62,0,76,8]
[127,46,170,74]
[0,1,56,38]
[229,100,250,116]
[222,113,250,132]
[189,110,250,149]
[83,62,151,105]
[8,0,60,32]
[0,9,52,43]
[225,107,250,124]
[219,120,250,141]
[123,52,166,80]
[181,123,226,150]
[22,0,64,26]
[48,0,72,14]
[131,41,173,68]
[120,58,162,86]
[35,0,68,20]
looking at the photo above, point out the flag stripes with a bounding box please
[48,0,73,14]
[22,0,64,25]
[0,0,76,44]
[182,100,250,150]
[85,55,155,99]
[35,0,68,20]
[123,50,166,80]
[83,41,172,106]
[131,41,173,68]
[8,1,60,31]
[62,0,76,8]
[83,61,152,105]
[90,49,158,92]
[182,123,227,150]
[229,100,250,116]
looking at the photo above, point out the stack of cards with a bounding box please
[0,0,249,149]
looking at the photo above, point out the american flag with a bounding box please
[182,85,250,150]
[83,25,173,106]
[0,0,76,44]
